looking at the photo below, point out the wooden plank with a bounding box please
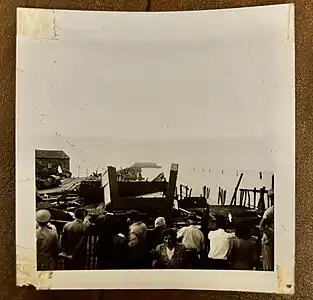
[107,166,119,206]
[248,190,251,207]
[180,184,183,200]
[239,188,268,193]
[239,190,244,206]
[230,173,243,205]
[253,187,257,209]
[165,163,179,228]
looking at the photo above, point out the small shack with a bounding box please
[35,149,70,176]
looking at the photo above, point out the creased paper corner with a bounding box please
[16,245,37,287]
[37,270,54,290]
[277,264,294,294]
[17,7,58,40]
[16,245,54,290]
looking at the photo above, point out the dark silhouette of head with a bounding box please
[215,215,226,230]
[75,208,87,221]
[235,223,252,240]
[162,228,177,249]
[188,213,198,225]
[127,210,141,223]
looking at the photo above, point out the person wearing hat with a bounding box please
[177,213,205,268]
[36,209,61,270]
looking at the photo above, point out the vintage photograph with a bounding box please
[16,4,294,293]
[35,146,275,272]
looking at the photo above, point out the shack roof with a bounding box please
[35,149,70,160]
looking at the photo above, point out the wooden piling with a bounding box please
[203,186,206,199]
[247,190,251,207]
[218,187,221,205]
[239,190,244,206]
[107,166,119,207]
[253,187,257,209]
[230,173,243,206]
[180,184,183,200]
[186,186,189,198]
[166,163,179,228]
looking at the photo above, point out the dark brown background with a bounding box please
[0,0,308,299]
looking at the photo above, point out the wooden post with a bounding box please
[253,187,257,209]
[180,185,183,200]
[107,166,119,207]
[207,188,211,205]
[247,190,251,207]
[203,186,206,199]
[258,186,266,211]
[220,188,224,205]
[239,190,244,206]
[223,190,227,206]
[166,163,179,228]
[218,187,221,205]
[271,174,275,206]
[230,173,243,206]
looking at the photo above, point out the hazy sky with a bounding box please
[16,6,292,201]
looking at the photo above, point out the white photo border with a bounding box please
[16,4,295,293]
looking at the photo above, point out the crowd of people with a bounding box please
[36,202,274,272]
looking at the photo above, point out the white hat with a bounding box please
[36,209,51,223]
[155,217,166,228]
